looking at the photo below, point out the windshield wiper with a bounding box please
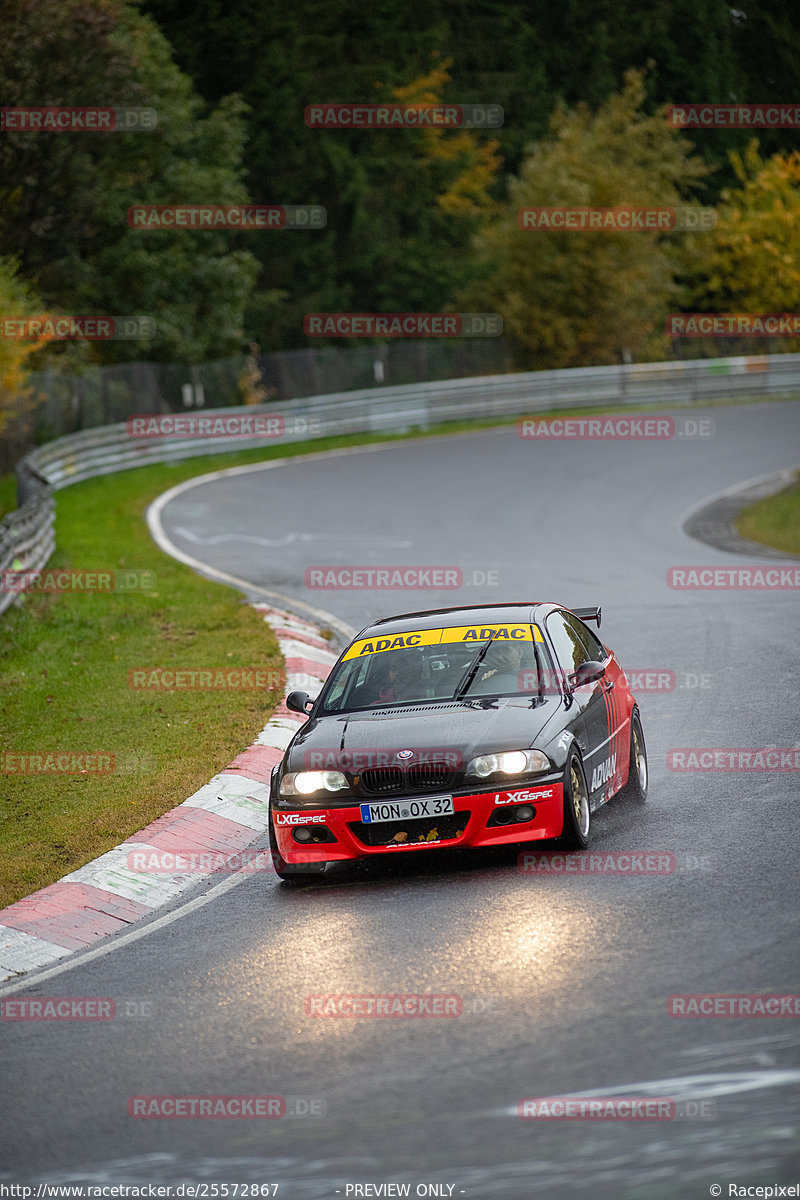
[454,641,493,699]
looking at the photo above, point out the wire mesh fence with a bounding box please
[4,334,797,473]
[2,338,518,470]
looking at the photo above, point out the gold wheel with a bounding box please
[570,758,590,839]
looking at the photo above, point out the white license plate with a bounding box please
[360,796,455,824]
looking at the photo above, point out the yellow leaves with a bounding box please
[0,256,50,437]
[435,136,502,217]
[392,62,453,108]
[687,145,800,315]
[238,342,272,405]
[391,63,501,220]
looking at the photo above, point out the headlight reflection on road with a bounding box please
[473,896,601,1000]
[232,876,604,1041]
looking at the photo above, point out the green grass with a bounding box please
[736,471,800,555]
[0,463,289,908]
[0,474,16,521]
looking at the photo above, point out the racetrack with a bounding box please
[2,399,800,1198]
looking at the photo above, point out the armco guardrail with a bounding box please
[0,460,55,612]
[2,352,799,615]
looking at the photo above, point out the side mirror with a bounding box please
[570,660,606,688]
[286,690,315,714]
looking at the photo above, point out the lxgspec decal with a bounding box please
[494,787,555,805]
[275,811,328,825]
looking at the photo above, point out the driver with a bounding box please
[473,641,527,692]
[371,650,419,703]
[479,640,524,677]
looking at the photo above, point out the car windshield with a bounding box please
[320,633,549,713]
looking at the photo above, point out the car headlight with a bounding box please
[467,749,550,778]
[279,770,348,797]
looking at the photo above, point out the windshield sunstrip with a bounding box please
[321,624,551,713]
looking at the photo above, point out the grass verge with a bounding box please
[0,474,16,521]
[736,471,800,555]
[0,462,290,908]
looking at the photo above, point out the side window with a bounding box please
[564,613,606,662]
[545,611,591,674]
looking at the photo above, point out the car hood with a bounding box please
[285,694,565,770]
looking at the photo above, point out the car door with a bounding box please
[566,612,628,799]
[544,609,612,801]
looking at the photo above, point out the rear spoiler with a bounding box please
[573,606,601,628]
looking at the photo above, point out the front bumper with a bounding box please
[271,780,565,864]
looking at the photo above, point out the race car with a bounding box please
[268,603,648,880]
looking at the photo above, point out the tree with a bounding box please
[0,256,49,457]
[0,0,259,363]
[142,0,520,347]
[243,58,504,346]
[729,3,800,165]
[460,71,708,368]
[681,143,800,351]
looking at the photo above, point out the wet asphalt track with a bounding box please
[2,399,800,1198]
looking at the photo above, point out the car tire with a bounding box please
[619,710,648,802]
[559,749,591,850]
[268,810,326,882]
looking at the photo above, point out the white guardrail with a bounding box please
[3,352,800,615]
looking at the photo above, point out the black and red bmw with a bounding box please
[268,603,648,880]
